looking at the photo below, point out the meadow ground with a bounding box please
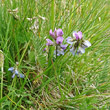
[0,0,110,109]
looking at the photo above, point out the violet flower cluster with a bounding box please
[66,31,91,55]
[8,67,25,78]
[44,29,91,56]
[45,28,67,56]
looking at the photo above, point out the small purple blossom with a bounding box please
[12,74,16,78]
[46,39,54,46]
[73,31,82,40]
[43,48,46,51]
[49,29,55,39]
[55,45,65,56]
[77,47,85,54]
[60,44,68,50]
[19,73,25,78]
[57,49,65,56]
[54,44,67,56]
[49,28,63,40]
[56,29,63,37]
[56,37,64,44]
[8,67,25,78]
[70,46,85,55]
[8,67,14,72]
[69,40,91,55]
[70,47,76,56]
[67,31,91,56]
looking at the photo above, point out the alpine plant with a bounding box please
[66,31,91,55]
[44,29,91,57]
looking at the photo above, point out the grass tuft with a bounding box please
[0,0,110,109]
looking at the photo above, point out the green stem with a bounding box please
[0,67,3,109]
[56,45,58,59]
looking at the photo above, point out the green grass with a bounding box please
[0,0,110,109]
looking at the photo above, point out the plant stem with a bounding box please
[56,45,58,59]
[0,51,4,109]
[0,67,3,109]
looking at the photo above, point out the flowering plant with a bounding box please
[44,29,91,58]
[66,31,91,55]
[45,28,68,56]
[8,67,25,78]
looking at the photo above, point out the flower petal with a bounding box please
[74,33,79,40]
[56,29,63,37]
[66,37,74,44]
[57,49,65,56]
[73,31,82,40]
[49,29,55,39]
[15,70,19,75]
[70,47,76,56]
[78,47,85,54]
[12,74,15,78]
[72,31,77,39]
[60,44,68,50]
[8,67,14,73]
[56,37,64,44]
[83,40,91,47]
[77,31,82,39]
[46,39,54,46]
[43,48,46,51]
[19,73,25,78]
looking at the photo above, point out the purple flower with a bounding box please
[77,47,85,54]
[46,39,54,46]
[8,67,25,78]
[70,47,76,56]
[69,40,91,56]
[66,37,74,44]
[45,28,67,56]
[73,31,82,40]
[49,28,63,40]
[60,44,68,50]
[70,46,85,55]
[56,29,63,37]
[12,74,16,78]
[8,67,14,72]
[66,31,91,56]
[49,29,56,39]
[57,49,65,56]
[55,45,65,56]
[43,48,46,51]
[54,44,67,56]
[56,37,64,44]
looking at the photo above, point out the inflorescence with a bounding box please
[8,67,25,78]
[44,29,91,56]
